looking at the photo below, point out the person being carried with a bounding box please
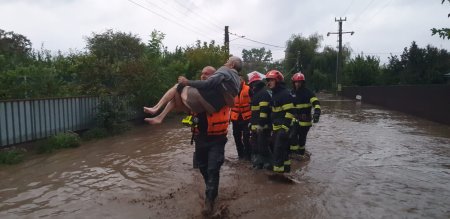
[143,56,243,124]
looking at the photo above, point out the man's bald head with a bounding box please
[225,56,243,73]
[200,66,216,80]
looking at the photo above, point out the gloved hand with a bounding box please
[255,125,264,133]
[313,109,321,123]
[290,118,298,126]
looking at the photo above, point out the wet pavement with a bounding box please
[0,93,449,218]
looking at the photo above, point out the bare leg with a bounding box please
[143,84,178,115]
[144,86,191,125]
[144,99,176,124]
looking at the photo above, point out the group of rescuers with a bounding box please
[144,56,321,214]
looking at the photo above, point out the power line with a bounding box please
[229,32,286,49]
[156,0,224,35]
[140,0,219,40]
[173,0,224,32]
[355,0,393,33]
[126,0,216,42]
[352,0,376,25]
[342,0,355,15]
[171,1,222,32]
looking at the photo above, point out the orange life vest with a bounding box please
[231,82,251,121]
[193,106,230,136]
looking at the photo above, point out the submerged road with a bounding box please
[0,93,449,218]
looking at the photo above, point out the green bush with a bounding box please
[37,132,81,154]
[81,127,109,140]
[96,96,129,132]
[0,149,25,165]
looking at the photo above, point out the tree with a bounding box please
[184,40,228,79]
[431,0,450,39]
[382,41,449,85]
[0,29,33,72]
[285,33,323,76]
[342,54,381,86]
[241,47,273,73]
[82,29,147,95]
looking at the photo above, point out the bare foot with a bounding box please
[143,107,158,115]
[144,117,162,125]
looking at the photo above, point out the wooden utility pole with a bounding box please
[224,26,229,56]
[327,17,354,92]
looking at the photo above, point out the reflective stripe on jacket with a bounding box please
[291,87,320,127]
[270,83,295,131]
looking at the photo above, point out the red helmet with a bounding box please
[292,72,305,82]
[265,70,284,82]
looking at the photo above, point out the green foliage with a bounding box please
[431,0,450,40]
[0,29,33,72]
[383,42,449,85]
[309,69,331,92]
[241,47,273,74]
[184,40,228,79]
[37,132,80,154]
[0,149,25,165]
[81,127,110,140]
[95,96,129,134]
[342,54,381,86]
[285,33,323,75]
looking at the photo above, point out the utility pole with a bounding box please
[327,17,354,92]
[224,26,229,56]
[295,50,301,72]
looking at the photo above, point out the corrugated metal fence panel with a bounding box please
[0,96,137,147]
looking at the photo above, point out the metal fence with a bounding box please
[341,85,450,125]
[0,96,137,147]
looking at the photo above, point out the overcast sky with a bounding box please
[1,0,449,64]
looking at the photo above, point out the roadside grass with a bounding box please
[0,149,25,165]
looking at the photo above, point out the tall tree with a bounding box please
[0,29,32,72]
[342,54,381,86]
[83,29,147,95]
[184,40,228,79]
[241,47,273,74]
[285,33,323,77]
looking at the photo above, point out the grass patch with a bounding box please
[37,132,81,154]
[0,149,25,165]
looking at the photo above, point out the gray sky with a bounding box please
[1,0,449,64]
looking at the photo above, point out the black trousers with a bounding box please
[250,129,272,168]
[272,129,290,172]
[232,119,251,159]
[195,136,227,202]
[290,126,311,155]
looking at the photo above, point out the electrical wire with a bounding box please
[229,32,286,49]
[173,0,224,31]
[126,0,216,42]
[155,0,224,35]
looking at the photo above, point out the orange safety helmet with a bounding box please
[291,72,305,82]
[265,70,284,82]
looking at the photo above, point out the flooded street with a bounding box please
[1,94,449,218]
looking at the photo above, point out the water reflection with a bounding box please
[0,95,449,218]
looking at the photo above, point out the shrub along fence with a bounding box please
[341,85,450,125]
[0,96,136,147]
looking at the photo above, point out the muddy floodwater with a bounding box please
[1,94,449,218]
